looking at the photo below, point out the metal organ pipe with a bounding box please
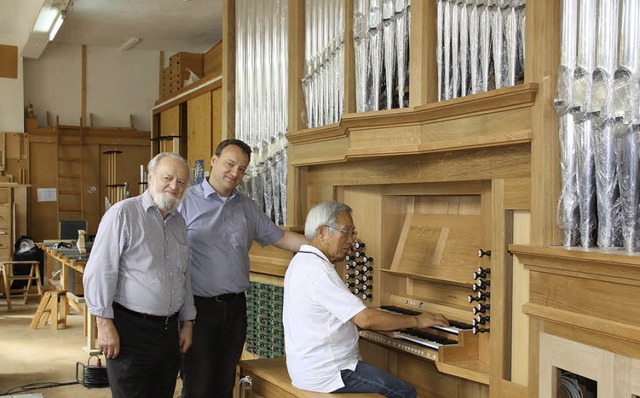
[555,0,640,251]
[235,0,289,225]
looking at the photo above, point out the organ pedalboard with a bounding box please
[344,241,373,301]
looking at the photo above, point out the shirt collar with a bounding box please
[200,178,237,201]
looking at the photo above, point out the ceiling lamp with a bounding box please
[48,11,65,41]
[119,37,142,52]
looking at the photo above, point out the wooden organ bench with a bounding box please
[239,358,384,398]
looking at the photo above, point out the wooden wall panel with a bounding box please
[28,142,59,241]
[187,91,212,168]
[160,106,180,137]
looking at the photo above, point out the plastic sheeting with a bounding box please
[556,0,640,250]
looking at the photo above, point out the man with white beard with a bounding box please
[84,152,197,398]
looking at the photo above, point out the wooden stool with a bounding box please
[239,358,384,398]
[0,260,43,311]
[29,289,68,330]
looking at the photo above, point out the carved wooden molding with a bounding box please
[287,84,538,166]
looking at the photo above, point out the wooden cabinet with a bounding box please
[0,188,12,261]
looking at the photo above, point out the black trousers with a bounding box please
[181,294,247,398]
[106,305,180,398]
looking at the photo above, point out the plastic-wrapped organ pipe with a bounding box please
[338,0,345,117]
[594,118,622,248]
[321,1,331,126]
[555,0,579,246]
[273,149,283,226]
[504,1,518,87]
[612,0,639,124]
[382,0,396,109]
[591,0,618,122]
[405,0,411,106]
[555,0,577,114]
[280,0,289,135]
[354,0,370,113]
[394,0,408,107]
[459,1,469,97]
[320,3,329,126]
[479,2,492,92]
[443,0,452,100]
[574,115,598,247]
[490,0,505,90]
[570,0,597,247]
[572,0,596,117]
[280,144,289,226]
[517,1,525,82]
[615,124,640,252]
[468,1,480,94]
[558,113,581,247]
[450,0,461,99]
[269,146,282,226]
[369,0,383,111]
[436,0,445,101]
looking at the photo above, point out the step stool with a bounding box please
[29,289,68,330]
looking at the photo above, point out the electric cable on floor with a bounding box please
[0,380,79,396]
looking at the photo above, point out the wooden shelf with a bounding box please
[436,360,490,385]
[381,268,469,289]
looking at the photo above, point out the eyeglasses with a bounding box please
[324,224,358,238]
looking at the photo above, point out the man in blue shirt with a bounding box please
[179,139,307,398]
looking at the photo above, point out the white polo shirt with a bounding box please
[283,245,367,393]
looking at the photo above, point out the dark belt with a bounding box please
[195,293,245,303]
[113,302,178,324]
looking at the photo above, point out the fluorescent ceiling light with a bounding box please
[119,37,141,52]
[49,13,64,41]
[33,7,59,33]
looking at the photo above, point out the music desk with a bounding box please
[37,242,99,354]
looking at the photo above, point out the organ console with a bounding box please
[351,210,492,386]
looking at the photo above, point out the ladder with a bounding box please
[56,117,84,223]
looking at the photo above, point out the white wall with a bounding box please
[0,34,26,132]
[24,43,159,131]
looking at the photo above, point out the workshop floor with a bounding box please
[0,300,183,398]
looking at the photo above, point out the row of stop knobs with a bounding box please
[344,242,374,300]
[468,249,491,334]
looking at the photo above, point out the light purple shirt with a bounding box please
[178,180,284,297]
[83,191,196,321]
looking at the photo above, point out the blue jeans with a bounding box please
[181,294,247,398]
[333,360,417,398]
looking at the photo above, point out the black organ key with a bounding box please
[380,305,422,316]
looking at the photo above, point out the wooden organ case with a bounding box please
[228,0,562,397]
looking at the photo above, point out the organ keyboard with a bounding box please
[358,295,489,384]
